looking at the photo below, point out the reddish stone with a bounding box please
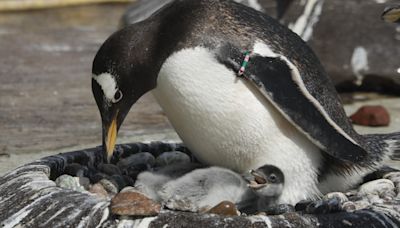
[89,183,109,199]
[207,201,239,216]
[111,191,161,216]
[350,105,390,127]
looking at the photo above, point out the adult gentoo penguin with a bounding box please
[91,0,400,205]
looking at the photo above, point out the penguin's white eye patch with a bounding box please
[112,90,123,103]
[93,73,119,102]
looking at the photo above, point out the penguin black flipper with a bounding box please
[217,46,369,164]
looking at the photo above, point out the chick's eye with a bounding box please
[269,174,277,183]
[112,90,123,103]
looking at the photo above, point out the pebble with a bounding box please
[122,167,143,179]
[383,172,400,184]
[55,175,86,192]
[207,201,239,216]
[97,163,122,176]
[79,177,91,190]
[345,190,359,199]
[64,163,88,177]
[365,193,383,204]
[117,152,155,171]
[358,179,395,196]
[353,200,370,211]
[123,175,135,186]
[89,173,109,184]
[89,183,109,199]
[263,204,295,215]
[120,186,137,193]
[294,200,312,211]
[155,151,191,167]
[350,105,390,126]
[99,178,119,194]
[383,172,400,197]
[323,192,348,204]
[110,174,127,190]
[341,201,356,212]
[111,191,161,216]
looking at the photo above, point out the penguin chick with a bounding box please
[158,165,284,213]
[244,165,285,212]
[134,163,204,201]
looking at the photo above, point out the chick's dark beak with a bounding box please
[244,169,268,190]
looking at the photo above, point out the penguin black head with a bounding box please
[244,165,285,198]
[92,24,161,162]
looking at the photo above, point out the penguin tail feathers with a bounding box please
[364,132,400,161]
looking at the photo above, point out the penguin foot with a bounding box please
[262,204,295,215]
[296,197,343,214]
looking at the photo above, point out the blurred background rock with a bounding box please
[0,0,399,174]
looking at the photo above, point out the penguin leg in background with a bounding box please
[382,5,400,23]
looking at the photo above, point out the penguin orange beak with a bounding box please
[103,110,119,163]
[106,116,118,161]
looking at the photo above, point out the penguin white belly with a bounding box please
[152,47,323,204]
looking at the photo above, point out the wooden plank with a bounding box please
[0,0,134,11]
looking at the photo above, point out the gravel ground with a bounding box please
[0,5,399,175]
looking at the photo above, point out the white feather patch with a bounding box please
[92,73,118,101]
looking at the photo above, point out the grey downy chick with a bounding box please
[134,163,204,201]
[158,165,284,213]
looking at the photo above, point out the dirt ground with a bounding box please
[0,4,399,175]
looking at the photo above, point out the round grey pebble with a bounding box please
[90,172,109,184]
[55,175,86,192]
[120,186,137,193]
[323,192,348,204]
[358,179,394,196]
[64,163,88,177]
[353,200,370,211]
[155,151,191,167]
[383,172,400,186]
[383,172,400,181]
[365,193,383,204]
[341,201,356,212]
[123,175,135,186]
[111,175,127,190]
[117,152,155,171]
[79,177,91,190]
[99,178,119,194]
[97,163,122,176]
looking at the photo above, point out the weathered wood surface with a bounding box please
[1,142,400,227]
[0,4,178,175]
[0,0,134,11]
